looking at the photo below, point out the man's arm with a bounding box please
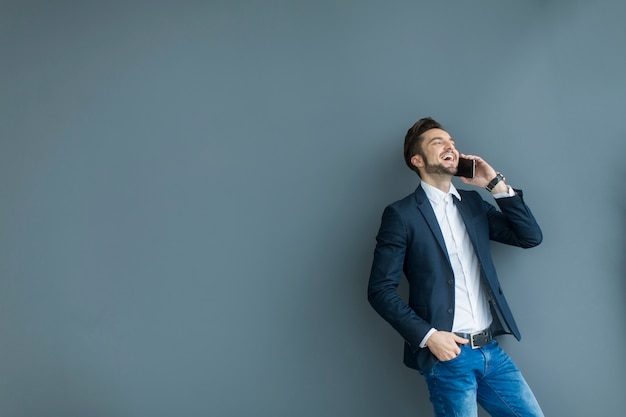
[460,154,542,248]
[367,205,432,352]
[487,191,543,247]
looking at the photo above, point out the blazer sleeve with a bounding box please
[486,189,543,248]
[367,205,432,351]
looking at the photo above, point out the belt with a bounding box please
[454,330,492,349]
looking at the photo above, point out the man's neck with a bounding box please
[420,174,452,193]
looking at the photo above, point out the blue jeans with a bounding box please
[419,340,544,417]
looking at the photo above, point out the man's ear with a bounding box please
[410,154,424,169]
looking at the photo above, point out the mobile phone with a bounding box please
[455,157,475,178]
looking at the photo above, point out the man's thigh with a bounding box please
[477,341,544,417]
[420,347,482,417]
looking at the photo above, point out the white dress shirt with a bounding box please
[419,181,505,347]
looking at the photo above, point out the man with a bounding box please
[367,117,544,416]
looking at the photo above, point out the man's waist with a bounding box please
[454,329,492,349]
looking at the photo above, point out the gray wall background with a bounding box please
[1,1,625,416]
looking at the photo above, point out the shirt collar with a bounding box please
[421,181,462,205]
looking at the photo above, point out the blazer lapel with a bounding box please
[452,193,480,253]
[414,185,448,256]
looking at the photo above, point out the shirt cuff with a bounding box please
[419,328,438,348]
[493,185,515,199]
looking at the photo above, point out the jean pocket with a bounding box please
[439,345,464,364]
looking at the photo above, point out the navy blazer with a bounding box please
[368,185,542,371]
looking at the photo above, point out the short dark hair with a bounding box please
[403,117,444,175]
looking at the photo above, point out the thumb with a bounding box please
[454,334,470,344]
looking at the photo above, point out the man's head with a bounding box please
[403,117,459,178]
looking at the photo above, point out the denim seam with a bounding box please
[481,379,522,417]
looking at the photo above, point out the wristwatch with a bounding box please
[486,172,505,192]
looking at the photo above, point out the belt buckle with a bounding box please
[469,331,490,349]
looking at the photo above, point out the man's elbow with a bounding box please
[521,229,543,248]
[367,284,390,312]
[367,286,381,308]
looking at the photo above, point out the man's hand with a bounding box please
[458,154,508,194]
[424,331,469,361]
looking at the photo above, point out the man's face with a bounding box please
[411,128,459,176]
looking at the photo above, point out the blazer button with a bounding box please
[447,308,453,314]
[448,280,454,285]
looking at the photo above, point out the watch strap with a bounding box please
[486,172,505,192]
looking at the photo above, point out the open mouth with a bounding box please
[441,153,455,162]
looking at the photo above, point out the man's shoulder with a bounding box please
[386,188,420,210]
[458,188,483,201]
[383,186,488,212]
